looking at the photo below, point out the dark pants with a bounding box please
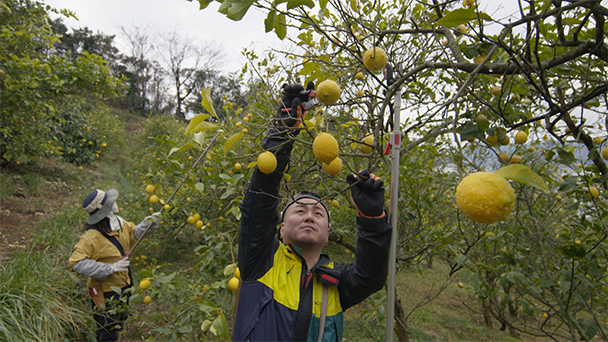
[91,288,131,342]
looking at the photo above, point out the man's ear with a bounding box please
[279,222,285,239]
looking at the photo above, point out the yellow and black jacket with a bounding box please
[234,136,391,342]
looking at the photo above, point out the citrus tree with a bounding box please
[181,0,608,340]
[0,0,122,164]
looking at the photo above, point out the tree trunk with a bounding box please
[394,295,409,342]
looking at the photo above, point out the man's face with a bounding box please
[280,198,329,249]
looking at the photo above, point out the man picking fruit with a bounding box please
[68,189,160,342]
[233,82,392,341]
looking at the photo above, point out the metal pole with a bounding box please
[386,88,401,341]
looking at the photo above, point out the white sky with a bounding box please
[43,0,289,74]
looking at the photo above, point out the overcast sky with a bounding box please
[43,0,289,74]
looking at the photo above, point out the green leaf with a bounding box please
[217,0,256,21]
[435,8,493,27]
[197,0,214,10]
[264,10,276,33]
[577,318,598,340]
[559,176,578,192]
[168,141,201,157]
[200,87,217,117]
[557,244,586,260]
[186,113,212,134]
[286,0,315,9]
[275,13,287,39]
[210,314,229,339]
[495,164,548,191]
[298,61,317,75]
[223,131,244,154]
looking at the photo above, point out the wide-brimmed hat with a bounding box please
[83,189,119,225]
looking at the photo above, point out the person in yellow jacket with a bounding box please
[69,189,160,342]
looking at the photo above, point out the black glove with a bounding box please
[275,81,316,130]
[346,169,386,217]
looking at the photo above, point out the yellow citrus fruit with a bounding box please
[283,173,291,182]
[510,155,522,163]
[235,267,240,279]
[186,197,191,202]
[498,152,510,163]
[515,131,528,144]
[486,132,498,146]
[355,72,365,81]
[458,281,465,288]
[491,86,502,97]
[257,151,277,174]
[194,213,201,221]
[331,199,339,208]
[463,0,474,7]
[499,136,510,146]
[149,195,159,204]
[101,143,107,147]
[316,80,341,105]
[164,204,170,210]
[357,89,364,97]
[313,133,339,164]
[473,55,485,63]
[527,146,536,152]
[228,277,240,292]
[196,220,204,229]
[145,185,155,194]
[323,157,342,176]
[361,135,374,154]
[187,216,196,225]
[455,24,466,36]
[243,116,249,122]
[78,166,83,170]
[143,295,152,304]
[588,186,600,199]
[363,47,387,71]
[455,172,516,224]
[476,114,488,123]
[139,278,151,291]
[594,137,603,145]
[234,162,242,171]
[602,147,608,160]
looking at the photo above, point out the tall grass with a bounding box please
[0,207,95,341]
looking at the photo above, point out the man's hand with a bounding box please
[110,257,130,273]
[346,170,386,218]
[276,81,316,130]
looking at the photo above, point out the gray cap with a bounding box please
[281,191,330,223]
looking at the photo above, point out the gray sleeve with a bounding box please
[72,259,112,281]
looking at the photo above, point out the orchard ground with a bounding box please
[0,110,559,341]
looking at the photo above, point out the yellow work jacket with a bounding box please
[69,221,137,292]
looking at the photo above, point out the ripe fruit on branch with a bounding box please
[323,157,342,176]
[139,278,151,291]
[331,199,339,208]
[355,72,365,81]
[587,186,600,199]
[363,47,387,71]
[228,277,240,292]
[316,80,341,105]
[187,216,196,225]
[361,135,374,154]
[515,131,528,144]
[602,147,608,160]
[455,24,466,36]
[455,172,516,224]
[143,295,152,304]
[145,185,155,194]
[257,151,277,174]
[510,155,522,163]
[313,133,339,164]
[491,86,502,97]
[149,195,159,204]
[498,152,510,163]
